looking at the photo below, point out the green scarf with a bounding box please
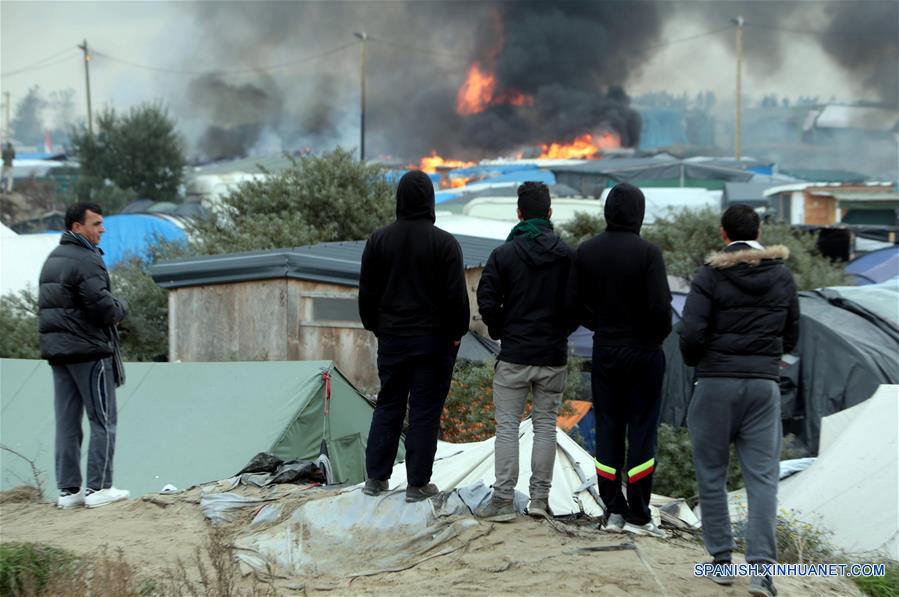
[506,217,553,242]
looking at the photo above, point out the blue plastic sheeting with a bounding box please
[384,170,440,186]
[847,246,899,285]
[435,190,464,204]
[96,214,187,267]
[449,163,537,177]
[478,169,555,185]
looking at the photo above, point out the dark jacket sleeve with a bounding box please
[646,244,673,344]
[566,248,594,332]
[78,264,127,326]
[444,237,471,340]
[678,265,714,367]
[783,272,800,353]
[357,237,383,333]
[476,250,504,340]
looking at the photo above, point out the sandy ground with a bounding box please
[0,488,861,597]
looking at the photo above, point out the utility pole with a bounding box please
[3,92,10,141]
[732,16,744,160]
[77,39,93,136]
[354,31,368,161]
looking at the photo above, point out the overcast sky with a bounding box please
[1,1,892,157]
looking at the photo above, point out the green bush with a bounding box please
[0,542,76,596]
[0,290,40,359]
[189,147,394,255]
[853,562,899,597]
[441,357,584,443]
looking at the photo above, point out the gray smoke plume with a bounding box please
[178,1,896,161]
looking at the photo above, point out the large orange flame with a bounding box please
[537,131,621,160]
[418,151,475,173]
[457,63,497,116]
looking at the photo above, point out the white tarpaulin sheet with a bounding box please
[384,419,604,517]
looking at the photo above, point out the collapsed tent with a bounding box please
[778,385,898,560]
[383,419,604,517]
[660,289,899,453]
[0,359,395,496]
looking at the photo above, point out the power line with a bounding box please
[744,21,896,37]
[642,26,733,51]
[368,37,470,60]
[0,50,80,78]
[90,42,358,76]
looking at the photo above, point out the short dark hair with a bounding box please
[517,181,551,219]
[65,202,103,230]
[721,204,760,241]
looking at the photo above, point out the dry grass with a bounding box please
[0,486,42,505]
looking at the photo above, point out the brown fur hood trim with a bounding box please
[706,245,790,269]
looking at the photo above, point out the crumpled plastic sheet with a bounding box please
[457,481,529,515]
[200,492,275,525]
[779,457,816,479]
[233,487,490,580]
[250,504,284,528]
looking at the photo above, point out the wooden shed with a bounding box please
[151,235,501,391]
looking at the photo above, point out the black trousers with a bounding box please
[592,345,665,525]
[365,334,458,487]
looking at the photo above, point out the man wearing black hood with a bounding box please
[679,205,799,597]
[569,182,672,537]
[358,170,470,502]
[476,182,575,520]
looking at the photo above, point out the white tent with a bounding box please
[0,230,60,296]
[385,419,604,517]
[779,385,899,560]
[435,212,511,241]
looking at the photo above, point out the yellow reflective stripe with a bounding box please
[594,459,616,475]
[628,458,655,479]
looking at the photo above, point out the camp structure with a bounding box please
[151,235,501,390]
[847,245,899,285]
[778,386,898,560]
[660,287,899,453]
[0,359,393,496]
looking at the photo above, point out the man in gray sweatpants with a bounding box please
[476,182,575,519]
[38,202,130,509]
[679,205,800,597]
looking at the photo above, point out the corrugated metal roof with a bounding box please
[151,234,502,290]
[723,182,783,204]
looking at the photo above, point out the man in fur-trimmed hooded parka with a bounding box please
[679,204,800,597]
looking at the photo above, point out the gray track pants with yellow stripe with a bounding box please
[52,358,118,491]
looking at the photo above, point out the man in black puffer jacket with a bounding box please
[569,182,672,537]
[679,204,799,597]
[38,202,130,510]
[476,181,575,519]
[358,170,470,502]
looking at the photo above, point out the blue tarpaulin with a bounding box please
[847,246,899,285]
[96,214,187,267]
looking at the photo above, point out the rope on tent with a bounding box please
[321,369,332,416]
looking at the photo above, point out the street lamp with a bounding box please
[354,32,368,161]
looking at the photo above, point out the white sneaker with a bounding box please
[604,513,626,532]
[622,520,667,538]
[84,487,130,508]
[57,489,85,509]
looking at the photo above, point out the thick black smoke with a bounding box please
[181,1,897,161]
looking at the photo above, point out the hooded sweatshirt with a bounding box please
[358,170,470,339]
[477,218,575,366]
[569,183,672,349]
[678,242,800,380]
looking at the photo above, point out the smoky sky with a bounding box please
[178,1,897,161]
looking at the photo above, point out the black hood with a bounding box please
[604,182,645,234]
[512,222,570,268]
[396,170,436,222]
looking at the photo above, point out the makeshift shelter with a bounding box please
[386,419,605,517]
[0,359,391,496]
[847,246,899,285]
[0,229,59,295]
[778,385,898,560]
[98,213,188,267]
[151,235,501,390]
[659,290,899,453]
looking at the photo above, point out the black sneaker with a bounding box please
[748,574,777,597]
[405,483,439,502]
[362,479,388,496]
[708,559,735,586]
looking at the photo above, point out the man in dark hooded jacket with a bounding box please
[569,182,672,537]
[358,170,470,502]
[38,202,130,510]
[679,204,799,596]
[476,181,574,520]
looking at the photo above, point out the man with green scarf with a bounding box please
[476,181,575,520]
